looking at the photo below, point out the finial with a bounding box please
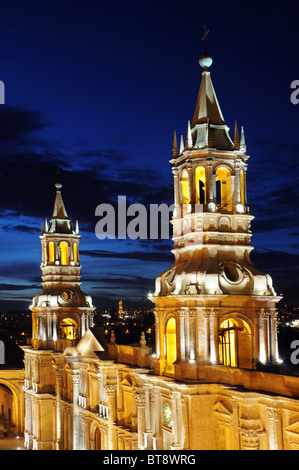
[75,219,79,234]
[180,134,184,154]
[199,25,213,69]
[41,220,44,235]
[55,182,62,191]
[186,120,192,149]
[240,125,246,152]
[110,330,116,344]
[234,120,240,149]
[140,331,147,347]
[172,130,178,157]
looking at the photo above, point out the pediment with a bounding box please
[76,327,110,359]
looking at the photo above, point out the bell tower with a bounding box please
[150,45,281,381]
[30,182,94,351]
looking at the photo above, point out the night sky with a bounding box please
[0,0,298,311]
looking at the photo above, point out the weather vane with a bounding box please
[199,25,213,69]
[202,25,209,54]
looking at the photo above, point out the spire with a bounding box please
[234,120,240,149]
[179,134,184,154]
[172,130,178,157]
[48,183,73,234]
[52,182,68,220]
[240,125,246,152]
[186,120,192,149]
[189,27,234,150]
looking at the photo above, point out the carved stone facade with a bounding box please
[21,52,299,451]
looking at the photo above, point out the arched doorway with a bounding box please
[219,317,253,369]
[166,318,176,374]
[95,427,101,450]
[0,383,20,435]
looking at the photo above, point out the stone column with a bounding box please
[259,310,269,364]
[178,309,186,362]
[203,311,210,363]
[179,395,189,449]
[187,166,195,210]
[170,393,180,449]
[270,310,279,363]
[154,310,166,375]
[235,164,241,205]
[38,312,46,342]
[135,393,146,449]
[106,384,117,450]
[152,389,162,450]
[188,309,196,362]
[55,366,64,449]
[143,384,153,449]
[243,166,248,207]
[240,429,262,450]
[172,168,181,218]
[71,372,80,450]
[266,408,283,450]
[210,309,219,364]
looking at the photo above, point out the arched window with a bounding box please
[60,318,77,340]
[180,170,189,205]
[216,167,232,211]
[195,166,206,205]
[219,318,252,369]
[48,242,55,263]
[166,318,176,374]
[60,241,69,265]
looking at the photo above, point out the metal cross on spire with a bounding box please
[202,25,209,54]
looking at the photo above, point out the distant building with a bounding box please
[21,49,299,451]
[118,299,124,320]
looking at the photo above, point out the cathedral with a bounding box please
[21,49,299,451]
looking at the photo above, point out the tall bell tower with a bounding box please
[30,182,94,351]
[150,45,281,381]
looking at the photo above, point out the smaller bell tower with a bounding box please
[30,182,94,351]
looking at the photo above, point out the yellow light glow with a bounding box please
[60,318,77,340]
[195,166,206,204]
[240,170,245,205]
[73,242,78,263]
[219,319,237,367]
[60,241,69,265]
[181,170,189,205]
[49,242,55,263]
[166,318,176,373]
[216,167,232,211]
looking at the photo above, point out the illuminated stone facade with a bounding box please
[21,54,299,451]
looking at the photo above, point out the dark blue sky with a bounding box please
[0,0,298,310]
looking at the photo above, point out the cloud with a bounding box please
[2,224,40,234]
[80,248,174,263]
[0,283,40,291]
